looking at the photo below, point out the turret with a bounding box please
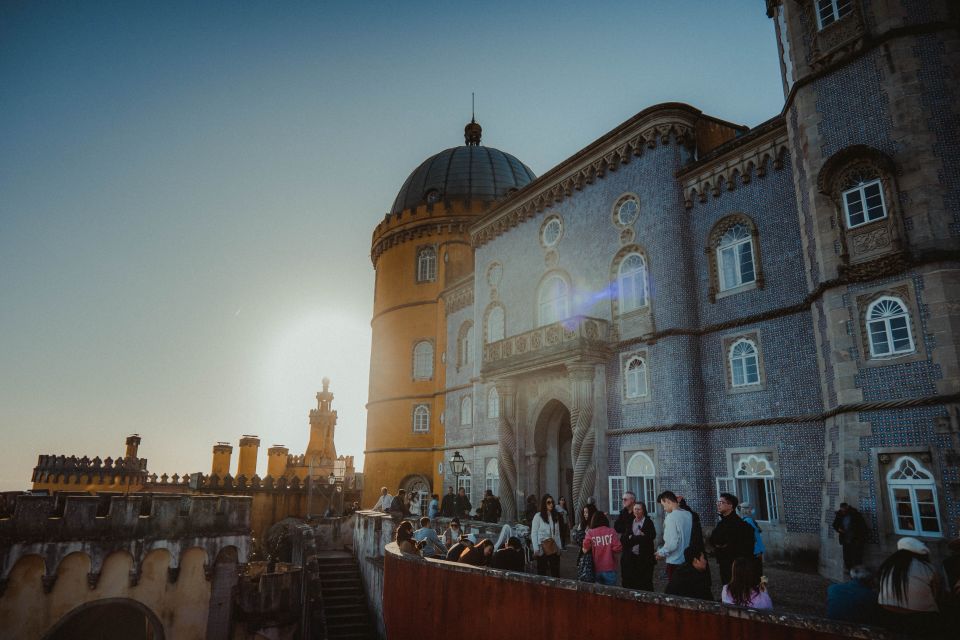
[124,434,141,460]
[211,442,232,478]
[237,435,260,479]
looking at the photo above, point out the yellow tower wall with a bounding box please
[267,446,289,479]
[211,444,232,478]
[237,436,259,479]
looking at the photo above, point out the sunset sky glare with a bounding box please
[0,1,784,490]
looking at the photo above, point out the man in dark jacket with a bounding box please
[664,547,713,600]
[440,486,456,518]
[454,487,472,519]
[678,496,705,555]
[389,489,409,517]
[480,489,502,523]
[709,492,755,585]
[831,502,868,572]
[613,491,636,535]
[490,537,525,572]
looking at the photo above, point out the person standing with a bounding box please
[523,494,538,524]
[739,502,766,575]
[832,502,868,573]
[408,491,421,517]
[655,491,693,581]
[621,501,656,590]
[678,496,705,555]
[582,511,623,586]
[531,494,562,577]
[440,486,456,518]
[613,491,636,537]
[555,496,570,548]
[428,494,440,520]
[479,489,502,523]
[372,486,393,512]
[710,492,755,586]
[389,489,410,517]
[454,486,472,520]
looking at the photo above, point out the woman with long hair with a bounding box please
[395,520,422,556]
[572,503,597,582]
[621,501,657,590]
[460,538,495,566]
[878,537,941,634]
[556,496,570,548]
[721,558,771,609]
[531,493,562,577]
[582,510,622,586]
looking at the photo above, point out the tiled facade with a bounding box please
[370,1,959,580]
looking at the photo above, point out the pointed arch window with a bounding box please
[618,253,648,313]
[413,341,434,380]
[625,451,656,513]
[457,322,474,369]
[887,456,942,537]
[488,387,500,419]
[717,224,756,291]
[416,246,437,283]
[729,339,760,387]
[486,305,505,343]
[412,404,430,433]
[538,275,569,326]
[485,458,500,496]
[624,356,648,399]
[867,296,914,358]
[460,395,473,426]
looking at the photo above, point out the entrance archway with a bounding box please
[532,399,572,503]
[44,598,164,640]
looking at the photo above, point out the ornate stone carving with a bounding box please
[569,365,596,515]
[495,381,519,522]
[443,281,474,316]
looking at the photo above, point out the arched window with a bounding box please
[538,275,569,326]
[733,453,779,522]
[485,458,499,496]
[486,305,505,343]
[729,339,760,387]
[866,297,914,357]
[624,356,648,399]
[460,395,473,426]
[887,456,941,537]
[843,178,887,228]
[717,224,756,291]
[457,322,474,368]
[416,246,437,283]
[618,253,648,313]
[413,341,434,380]
[488,387,500,419]
[412,404,430,433]
[625,451,656,513]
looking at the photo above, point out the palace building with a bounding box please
[363,0,960,578]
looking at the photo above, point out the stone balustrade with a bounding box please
[482,316,611,374]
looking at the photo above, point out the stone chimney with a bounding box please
[237,435,260,479]
[211,442,232,478]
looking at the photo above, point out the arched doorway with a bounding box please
[402,474,432,516]
[532,399,572,503]
[45,598,164,640]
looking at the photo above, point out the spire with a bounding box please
[464,92,482,145]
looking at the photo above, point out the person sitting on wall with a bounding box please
[721,557,772,610]
[443,517,463,547]
[396,521,423,556]
[445,533,474,562]
[414,516,447,559]
[460,538,495,566]
[878,537,942,635]
[372,486,393,512]
[826,565,880,625]
[490,536,526,573]
[665,547,713,601]
[440,486,456,518]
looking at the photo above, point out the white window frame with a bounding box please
[416,246,437,282]
[413,341,434,380]
[412,404,430,433]
[486,305,505,343]
[460,395,473,426]
[618,253,648,313]
[866,296,915,358]
[715,477,735,500]
[457,468,472,503]
[729,338,761,387]
[887,456,942,538]
[608,475,626,515]
[538,275,569,326]
[541,216,563,247]
[717,224,756,292]
[815,0,853,30]
[733,454,780,523]
[459,323,474,367]
[487,387,500,419]
[624,452,656,514]
[624,356,649,399]
[842,178,887,228]
[485,458,499,497]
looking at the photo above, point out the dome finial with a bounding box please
[464,92,481,145]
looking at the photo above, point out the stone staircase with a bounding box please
[316,552,376,640]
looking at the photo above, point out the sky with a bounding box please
[0,1,785,491]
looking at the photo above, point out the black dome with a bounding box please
[390,145,536,216]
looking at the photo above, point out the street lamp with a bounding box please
[450,451,466,516]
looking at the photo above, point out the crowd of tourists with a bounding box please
[378,486,959,635]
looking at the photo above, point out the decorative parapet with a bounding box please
[370,198,488,267]
[471,103,746,248]
[679,118,789,208]
[32,454,148,485]
[481,316,611,376]
[441,277,474,316]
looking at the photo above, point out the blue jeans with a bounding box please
[595,570,617,585]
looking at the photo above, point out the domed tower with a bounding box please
[363,120,535,507]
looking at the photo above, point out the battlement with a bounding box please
[0,493,251,544]
[32,454,148,484]
[370,198,488,265]
[143,470,359,492]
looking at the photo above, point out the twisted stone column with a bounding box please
[495,380,519,522]
[568,364,596,517]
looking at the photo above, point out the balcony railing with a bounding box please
[481,316,610,373]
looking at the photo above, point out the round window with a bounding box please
[541,217,563,247]
[425,189,441,204]
[617,198,639,226]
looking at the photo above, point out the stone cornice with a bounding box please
[471,104,724,248]
[677,118,790,209]
[371,216,475,267]
[441,276,474,316]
